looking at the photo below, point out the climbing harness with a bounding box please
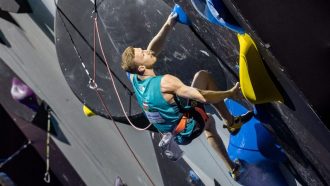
[0,141,31,169]
[158,97,209,161]
[172,97,208,135]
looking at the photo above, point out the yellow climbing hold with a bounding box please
[83,105,95,117]
[238,33,283,104]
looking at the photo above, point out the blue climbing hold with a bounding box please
[225,99,288,185]
[172,4,192,25]
[190,0,244,33]
[206,0,244,34]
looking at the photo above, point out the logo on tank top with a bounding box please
[143,101,165,123]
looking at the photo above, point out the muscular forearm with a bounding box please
[147,12,177,54]
[147,23,172,54]
[197,89,233,103]
[176,87,206,103]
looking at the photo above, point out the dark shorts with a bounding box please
[175,101,207,145]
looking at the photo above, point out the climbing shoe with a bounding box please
[223,110,254,135]
[229,159,245,181]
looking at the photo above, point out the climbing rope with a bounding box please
[94,16,152,131]
[93,14,154,185]
[93,88,155,185]
[56,4,155,185]
[0,141,31,169]
[43,108,51,183]
[56,7,133,93]
[56,2,150,130]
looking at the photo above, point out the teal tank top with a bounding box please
[131,74,182,132]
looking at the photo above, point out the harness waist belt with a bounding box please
[173,107,209,135]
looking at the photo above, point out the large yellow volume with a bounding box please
[238,33,283,104]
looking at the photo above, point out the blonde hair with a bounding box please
[121,46,137,73]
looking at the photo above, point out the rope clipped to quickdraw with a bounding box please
[0,141,31,169]
[55,2,98,91]
[43,108,51,183]
[56,2,155,185]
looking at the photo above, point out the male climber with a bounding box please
[121,12,253,180]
